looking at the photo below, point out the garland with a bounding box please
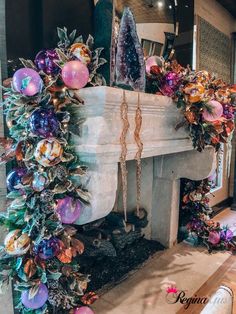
[0,27,106,314]
[145,57,236,250]
[145,58,235,152]
[180,179,236,252]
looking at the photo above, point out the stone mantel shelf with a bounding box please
[73,86,193,163]
[72,86,216,248]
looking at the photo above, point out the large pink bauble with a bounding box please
[62,60,89,89]
[21,283,48,310]
[74,307,94,314]
[56,196,82,224]
[145,56,163,74]
[202,100,223,122]
[12,68,43,96]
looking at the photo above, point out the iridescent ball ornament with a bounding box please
[12,68,43,96]
[70,43,91,65]
[29,108,59,138]
[34,237,60,260]
[164,72,179,87]
[74,307,95,314]
[56,196,82,224]
[21,283,48,310]
[34,138,63,167]
[61,60,89,89]
[6,168,27,191]
[145,56,163,74]
[202,100,223,122]
[4,229,30,256]
[35,49,60,75]
[32,172,48,192]
[208,231,221,245]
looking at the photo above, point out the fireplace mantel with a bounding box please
[72,86,216,247]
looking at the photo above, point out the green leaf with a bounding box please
[47,270,62,280]
[28,285,39,300]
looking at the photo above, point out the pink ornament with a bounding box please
[56,196,82,224]
[208,231,221,245]
[146,56,163,74]
[74,306,94,314]
[62,60,89,89]
[12,68,43,96]
[202,100,223,122]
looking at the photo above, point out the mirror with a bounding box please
[115,0,194,67]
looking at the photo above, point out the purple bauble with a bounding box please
[12,68,43,96]
[35,49,60,75]
[220,229,234,242]
[34,237,60,260]
[208,231,221,245]
[21,283,48,310]
[6,168,27,191]
[165,72,179,87]
[56,196,82,224]
[29,108,59,138]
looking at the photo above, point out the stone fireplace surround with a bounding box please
[73,86,216,248]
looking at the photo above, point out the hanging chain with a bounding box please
[134,93,143,217]
[119,90,130,222]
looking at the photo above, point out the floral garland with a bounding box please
[180,179,236,252]
[0,27,105,314]
[145,58,236,152]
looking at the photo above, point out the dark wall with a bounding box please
[6,0,94,61]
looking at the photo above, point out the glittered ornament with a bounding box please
[220,229,233,242]
[56,196,82,224]
[12,68,43,96]
[74,306,94,314]
[34,237,60,260]
[70,43,91,64]
[29,108,59,138]
[34,138,63,167]
[164,72,179,87]
[4,229,30,256]
[183,83,205,103]
[32,172,48,192]
[62,60,89,89]
[21,283,48,310]
[55,165,68,181]
[208,231,221,245]
[35,49,60,75]
[6,168,27,191]
[202,100,223,122]
[145,56,163,74]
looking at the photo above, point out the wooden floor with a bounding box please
[177,254,236,314]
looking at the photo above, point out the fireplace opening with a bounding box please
[77,209,165,295]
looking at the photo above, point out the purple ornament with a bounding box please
[220,229,234,242]
[6,168,27,191]
[165,72,179,87]
[12,68,43,96]
[34,237,60,260]
[21,283,48,310]
[56,196,82,224]
[29,108,59,138]
[35,49,60,75]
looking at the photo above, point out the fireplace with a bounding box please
[72,86,216,248]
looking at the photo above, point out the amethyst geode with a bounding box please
[115,7,145,91]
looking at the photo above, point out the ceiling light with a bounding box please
[169,5,172,9]
[157,1,164,8]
